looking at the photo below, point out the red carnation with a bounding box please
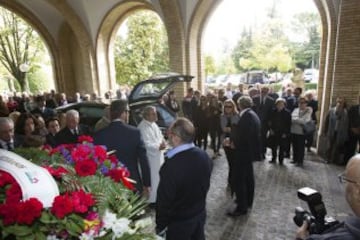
[71,190,95,213]
[75,159,97,176]
[44,166,68,179]
[94,146,107,162]
[6,183,22,203]
[72,145,92,162]
[51,194,74,219]
[0,170,17,187]
[78,135,93,143]
[107,168,134,190]
[0,202,18,225]
[16,198,43,225]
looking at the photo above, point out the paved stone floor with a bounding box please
[204,148,351,240]
[147,148,352,239]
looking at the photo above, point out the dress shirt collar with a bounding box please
[166,143,195,159]
[0,139,13,149]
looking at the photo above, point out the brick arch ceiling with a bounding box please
[96,0,156,95]
[188,0,330,90]
[0,0,61,90]
[45,0,98,94]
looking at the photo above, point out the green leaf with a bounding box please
[3,225,33,236]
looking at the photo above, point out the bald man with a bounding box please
[296,154,360,240]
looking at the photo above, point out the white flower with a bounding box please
[111,218,131,238]
[135,217,152,229]
[79,230,95,240]
[46,235,60,240]
[102,210,118,230]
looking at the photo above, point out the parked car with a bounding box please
[245,71,269,85]
[55,73,193,135]
[303,68,319,83]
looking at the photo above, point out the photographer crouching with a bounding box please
[296,154,360,240]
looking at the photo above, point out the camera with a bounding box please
[293,187,339,234]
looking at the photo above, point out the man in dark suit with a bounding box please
[345,95,360,164]
[55,109,89,145]
[31,95,56,121]
[156,117,212,239]
[252,86,274,159]
[0,117,21,150]
[94,100,151,195]
[228,96,261,216]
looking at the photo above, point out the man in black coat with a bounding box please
[252,86,274,159]
[94,100,151,195]
[156,118,212,240]
[55,109,89,145]
[345,95,360,164]
[268,98,291,165]
[228,96,261,216]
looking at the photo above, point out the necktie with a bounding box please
[6,142,13,151]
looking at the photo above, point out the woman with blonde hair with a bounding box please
[221,99,239,191]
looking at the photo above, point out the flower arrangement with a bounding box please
[0,136,156,240]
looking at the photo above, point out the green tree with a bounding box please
[0,8,46,92]
[290,12,321,69]
[234,1,293,73]
[114,11,169,86]
[231,27,253,72]
[204,55,216,76]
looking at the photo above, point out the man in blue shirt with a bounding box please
[156,117,212,240]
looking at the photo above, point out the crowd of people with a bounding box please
[0,82,359,239]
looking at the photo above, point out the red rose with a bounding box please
[71,190,95,213]
[75,159,97,176]
[51,194,74,219]
[0,202,18,225]
[108,154,118,165]
[16,198,43,225]
[78,135,93,143]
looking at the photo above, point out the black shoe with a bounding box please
[290,160,296,164]
[269,160,275,164]
[226,208,247,217]
[296,163,303,167]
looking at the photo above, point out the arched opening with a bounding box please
[202,0,321,92]
[113,10,169,88]
[0,6,56,94]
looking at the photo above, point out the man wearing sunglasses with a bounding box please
[296,154,360,240]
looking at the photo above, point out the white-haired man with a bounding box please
[55,109,89,145]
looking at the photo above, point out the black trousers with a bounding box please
[166,210,206,240]
[345,133,360,164]
[270,134,287,163]
[224,146,235,187]
[232,162,254,211]
[209,128,221,153]
[292,134,305,164]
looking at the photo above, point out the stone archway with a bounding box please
[96,0,156,96]
[0,0,60,92]
[96,0,188,97]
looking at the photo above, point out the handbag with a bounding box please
[303,120,316,135]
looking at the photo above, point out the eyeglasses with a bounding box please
[224,105,233,109]
[338,172,358,184]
